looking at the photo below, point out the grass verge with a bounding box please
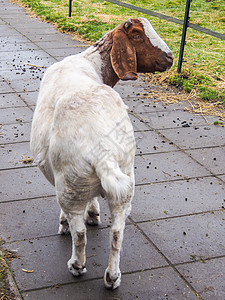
[12,0,225,104]
[0,240,18,300]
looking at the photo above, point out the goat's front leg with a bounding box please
[67,212,87,276]
[104,202,131,289]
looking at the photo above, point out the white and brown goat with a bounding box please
[30,18,173,289]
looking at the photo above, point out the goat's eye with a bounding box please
[132,34,143,41]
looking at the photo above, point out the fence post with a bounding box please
[69,0,73,17]
[177,0,192,73]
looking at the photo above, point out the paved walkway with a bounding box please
[0,0,225,299]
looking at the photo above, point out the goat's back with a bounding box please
[31,54,136,197]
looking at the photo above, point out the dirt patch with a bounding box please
[144,73,225,122]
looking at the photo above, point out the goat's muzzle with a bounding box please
[165,52,174,65]
[158,51,174,72]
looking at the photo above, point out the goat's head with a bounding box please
[110,18,173,81]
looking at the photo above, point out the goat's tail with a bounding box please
[95,161,132,200]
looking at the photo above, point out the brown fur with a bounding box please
[94,18,173,87]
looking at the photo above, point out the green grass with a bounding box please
[13,0,225,103]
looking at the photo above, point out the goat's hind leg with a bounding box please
[67,210,87,276]
[58,209,70,235]
[104,200,132,290]
[84,197,101,226]
[57,187,88,276]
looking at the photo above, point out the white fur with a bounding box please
[140,18,172,54]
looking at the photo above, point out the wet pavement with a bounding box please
[0,0,225,299]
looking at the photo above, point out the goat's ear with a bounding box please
[110,28,138,81]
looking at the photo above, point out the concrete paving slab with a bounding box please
[136,110,208,130]
[1,12,36,20]
[22,33,72,43]
[8,77,41,93]
[0,49,52,61]
[0,196,59,242]
[134,129,177,155]
[0,93,25,108]
[0,34,30,44]
[0,106,33,124]
[0,56,56,71]
[19,27,61,36]
[0,41,38,52]
[125,97,190,113]
[9,224,167,291]
[0,122,31,144]
[0,195,114,242]
[0,79,14,93]
[129,113,151,131]
[187,146,225,175]
[19,91,38,106]
[0,26,20,36]
[0,5,25,12]
[2,66,45,82]
[45,46,89,57]
[34,40,87,49]
[135,151,211,185]
[21,267,198,300]
[162,125,225,150]
[177,257,225,299]
[0,167,55,202]
[0,12,27,19]
[139,210,225,264]
[114,81,148,98]
[0,142,34,170]
[131,176,225,222]
[14,21,57,30]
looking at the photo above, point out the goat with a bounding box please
[30,17,173,289]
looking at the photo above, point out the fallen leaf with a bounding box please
[22,268,34,273]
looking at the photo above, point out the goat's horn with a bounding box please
[124,18,132,30]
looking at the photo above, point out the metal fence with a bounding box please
[68,0,225,72]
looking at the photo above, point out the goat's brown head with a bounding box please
[110,18,173,81]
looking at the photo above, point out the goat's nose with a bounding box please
[165,52,174,63]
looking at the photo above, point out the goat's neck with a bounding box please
[84,33,119,88]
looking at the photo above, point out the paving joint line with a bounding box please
[1,120,32,126]
[0,194,56,205]
[131,208,225,224]
[0,104,27,109]
[135,174,225,187]
[0,165,37,172]
[0,140,31,147]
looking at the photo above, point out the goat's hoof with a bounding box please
[58,220,70,235]
[104,268,121,290]
[84,211,101,226]
[67,259,87,277]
